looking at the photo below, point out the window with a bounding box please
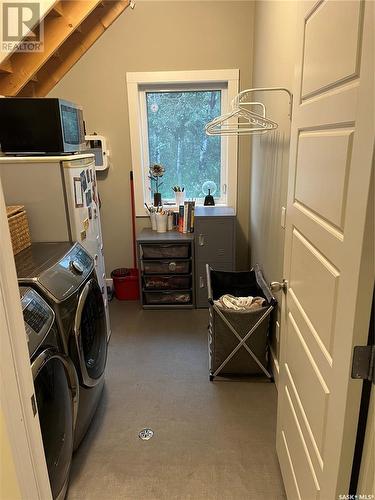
[146,89,222,202]
[127,70,239,215]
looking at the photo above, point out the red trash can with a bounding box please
[111,268,140,300]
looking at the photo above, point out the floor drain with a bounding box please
[139,428,154,441]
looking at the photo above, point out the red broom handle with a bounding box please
[130,171,137,269]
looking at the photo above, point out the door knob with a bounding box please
[270,279,288,293]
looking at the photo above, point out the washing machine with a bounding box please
[15,241,108,449]
[20,286,78,499]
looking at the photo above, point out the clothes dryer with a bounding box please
[16,242,108,449]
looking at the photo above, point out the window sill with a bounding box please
[137,205,236,217]
[149,202,228,210]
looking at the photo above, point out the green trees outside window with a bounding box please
[146,90,222,202]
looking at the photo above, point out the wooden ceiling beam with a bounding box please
[0,59,13,75]
[17,81,36,97]
[100,1,129,29]
[33,0,129,97]
[48,2,64,18]
[0,0,102,96]
[0,0,129,97]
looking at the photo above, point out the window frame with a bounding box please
[126,69,239,216]
[141,85,227,206]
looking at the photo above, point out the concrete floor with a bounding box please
[67,300,285,500]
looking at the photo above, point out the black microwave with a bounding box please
[0,97,86,155]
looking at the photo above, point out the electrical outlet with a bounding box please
[281,206,286,229]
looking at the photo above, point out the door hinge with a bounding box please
[351,345,375,384]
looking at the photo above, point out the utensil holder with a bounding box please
[167,214,174,230]
[156,213,168,233]
[150,212,157,230]
[175,192,185,208]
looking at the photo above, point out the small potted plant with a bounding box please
[149,164,165,206]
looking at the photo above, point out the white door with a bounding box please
[276,1,374,499]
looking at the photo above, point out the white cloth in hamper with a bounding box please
[214,294,266,311]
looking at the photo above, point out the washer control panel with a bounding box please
[38,243,93,302]
[19,287,54,357]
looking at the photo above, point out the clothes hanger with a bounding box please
[205,87,293,137]
[205,104,278,136]
[232,87,293,119]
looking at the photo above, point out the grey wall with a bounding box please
[49,1,255,272]
[250,0,298,373]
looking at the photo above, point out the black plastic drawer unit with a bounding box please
[141,243,190,259]
[142,260,190,274]
[143,275,191,290]
[137,229,195,309]
[144,291,192,305]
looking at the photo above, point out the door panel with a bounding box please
[301,0,363,98]
[286,313,329,456]
[284,363,323,475]
[295,129,353,229]
[277,1,374,498]
[288,288,332,385]
[279,429,303,500]
[289,228,339,355]
[282,385,320,498]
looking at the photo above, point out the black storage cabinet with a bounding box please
[137,228,195,309]
[207,264,277,380]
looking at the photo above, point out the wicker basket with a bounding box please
[6,205,31,255]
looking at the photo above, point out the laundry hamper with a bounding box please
[206,264,277,380]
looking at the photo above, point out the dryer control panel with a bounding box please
[38,243,93,302]
[20,287,55,357]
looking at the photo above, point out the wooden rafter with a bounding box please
[49,2,64,18]
[0,0,129,97]
[0,59,13,75]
